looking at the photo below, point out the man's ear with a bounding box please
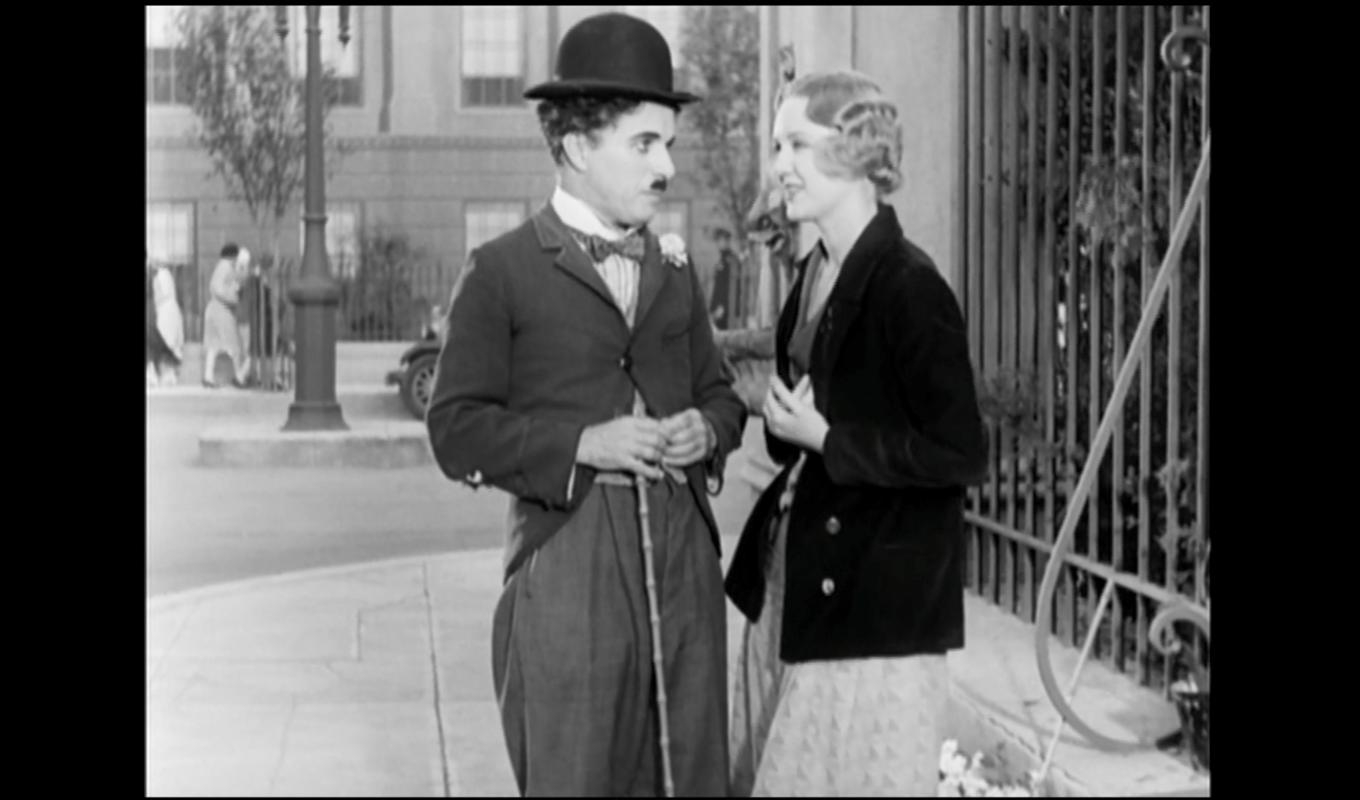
[562,131,592,173]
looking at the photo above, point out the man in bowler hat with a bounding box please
[426,12,745,796]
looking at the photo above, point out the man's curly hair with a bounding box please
[787,71,904,196]
[536,96,679,166]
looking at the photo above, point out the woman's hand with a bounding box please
[729,358,771,414]
[762,374,829,454]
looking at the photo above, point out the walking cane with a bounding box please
[635,407,676,797]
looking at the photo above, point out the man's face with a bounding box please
[570,101,678,230]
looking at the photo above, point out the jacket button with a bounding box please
[822,578,835,596]
[825,516,841,535]
[619,355,632,370]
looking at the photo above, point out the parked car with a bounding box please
[387,318,444,420]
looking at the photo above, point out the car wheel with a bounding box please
[400,353,438,420]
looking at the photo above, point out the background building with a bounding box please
[147,6,729,340]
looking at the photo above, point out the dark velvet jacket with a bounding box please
[724,204,989,663]
[427,202,747,582]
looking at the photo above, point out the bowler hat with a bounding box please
[524,13,700,106]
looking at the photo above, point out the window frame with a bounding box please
[298,201,364,279]
[623,5,686,71]
[146,6,191,106]
[145,200,198,267]
[463,200,530,256]
[458,5,530,111]
[145,200,199,335]
[287,5,365,107]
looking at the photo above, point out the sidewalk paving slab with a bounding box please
[148,548,1209,796]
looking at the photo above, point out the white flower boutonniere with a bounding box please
[659,233,687,269]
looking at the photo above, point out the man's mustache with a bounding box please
[649,178,669,193]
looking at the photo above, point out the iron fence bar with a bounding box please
[1062,3,1081,648]
[968,512,1193,610]
[967,6,985,596]
[1087,4,1105,659]
[1164,3,1185,694]
[1033,131,1210,752]
[1040,4,1060,639]
[1002,3,1022,616]
[985,5,1004,604]
[1111,3,1129,674]
[1195,5,1211,639]
[1136,3,1156,686]
[1023,3,1042,624]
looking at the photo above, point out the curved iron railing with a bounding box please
[1031,24,1211,755]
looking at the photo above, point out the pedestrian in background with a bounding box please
[202,243,248,388]
[149,254,185,386]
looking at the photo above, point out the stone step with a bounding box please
[148,384,411,421]
[198,419,433,468]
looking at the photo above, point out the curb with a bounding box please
[146,549,500,614]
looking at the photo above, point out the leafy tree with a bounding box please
[175,5,348,268]
[679,6,761,312]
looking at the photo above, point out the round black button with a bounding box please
[619,355,632,370]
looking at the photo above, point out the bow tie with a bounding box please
[580,230,647,263]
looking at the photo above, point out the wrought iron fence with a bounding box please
[958,4,1209,707]
[177,251,456,345]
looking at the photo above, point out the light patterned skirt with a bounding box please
[202,298,242,358]
[729,498,949,797]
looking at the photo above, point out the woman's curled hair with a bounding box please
[788,71,904,196]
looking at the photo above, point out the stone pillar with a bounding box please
[776,5,964,292]
[854,6,962,292]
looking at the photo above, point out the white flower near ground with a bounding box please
[938,739,1038,797]
[659,233,687,269]
[941,740,962,775]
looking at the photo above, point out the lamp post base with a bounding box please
[283,401,349,432]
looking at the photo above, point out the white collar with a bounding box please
[551,186,638,242]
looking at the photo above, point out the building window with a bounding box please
[625,6,684,68]
[146,202,196,268]
[300,202,363,278]
[146,6,191,105]
[288,6,363,106]
[465,202,527,254]
[650,201,689,244]
[461,6,525,108]
[147,201,198,336]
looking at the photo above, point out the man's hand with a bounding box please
[763,374,829,453]
[658,408,715,468]
[576,417,666,480]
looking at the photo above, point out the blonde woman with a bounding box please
[725,70,989,796]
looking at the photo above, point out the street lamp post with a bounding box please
[276,5,349,431]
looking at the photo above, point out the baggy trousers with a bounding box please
[491,473,729,796]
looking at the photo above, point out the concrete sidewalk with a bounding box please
[146,545,1206,797]
[148,389,1206,796]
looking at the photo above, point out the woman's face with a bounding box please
[771,96,859,224]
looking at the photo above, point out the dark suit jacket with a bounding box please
[427,202,747,582]
[724,204,989,663]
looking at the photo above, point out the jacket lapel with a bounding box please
[812,204,904,403]
[775,258,807,389]
[632,229,666,334]
[531,203,624,318]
